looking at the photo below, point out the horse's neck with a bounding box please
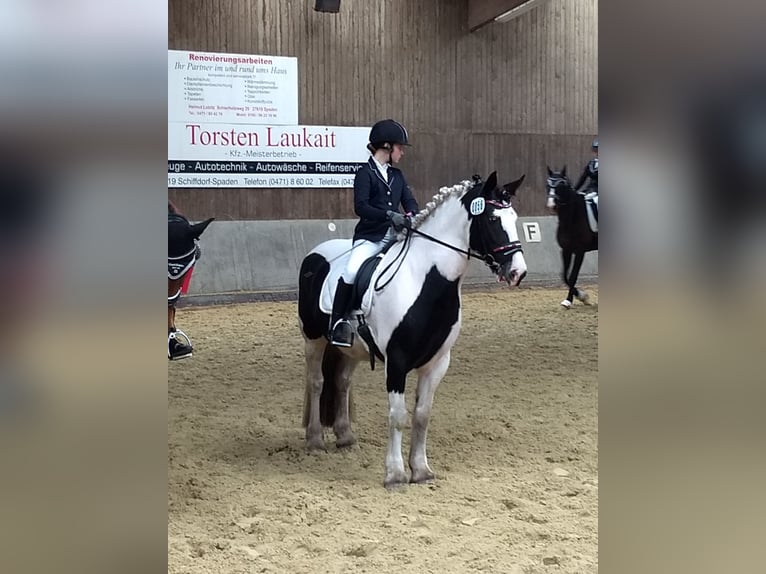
[559,192,586,229]
[558,189,578,215]
[410,198,471,277]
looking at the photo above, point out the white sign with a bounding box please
[168,123,371,188]
[168,50,298,125]
[522,222,541,243]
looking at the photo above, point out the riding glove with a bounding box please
[386,210,411,232]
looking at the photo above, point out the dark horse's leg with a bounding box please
[567,251,586,306]
[561,250,574,307]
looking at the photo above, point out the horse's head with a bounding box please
[546,166,575,210]
[462,171,528,287]
[168,213,214,259]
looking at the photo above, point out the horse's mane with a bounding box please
[411,180,473,230]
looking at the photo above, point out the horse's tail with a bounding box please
[320,346,340,427]
[301,345,355,428]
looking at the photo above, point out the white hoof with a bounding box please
[560,299,572,309]
[575,290,591,305]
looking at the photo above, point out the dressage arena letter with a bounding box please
[522,222,541,243]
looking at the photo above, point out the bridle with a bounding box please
[409,225,523,275]
[374,199,524,290]
[547,175,573,207]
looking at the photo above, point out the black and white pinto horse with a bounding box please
[168,203,214,359]
[546,166,598,308]
[298,172,528,487]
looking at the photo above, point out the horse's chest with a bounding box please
[384,267,461,371]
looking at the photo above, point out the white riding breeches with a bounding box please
[341,229,396,283]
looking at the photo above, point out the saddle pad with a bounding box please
[168,245,197,280]
[585,194,598,234]
[317,239,386,317]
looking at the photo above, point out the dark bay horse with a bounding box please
[298,172,528,487]
[546,167,598,308]
[168,201,213,359]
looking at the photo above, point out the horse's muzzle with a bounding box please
[502,257,527,287]
[506,269,527,287]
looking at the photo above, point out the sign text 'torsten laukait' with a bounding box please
[186,125,337,148]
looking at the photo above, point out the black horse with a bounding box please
[168,201,214,359]
[545,167,598,308]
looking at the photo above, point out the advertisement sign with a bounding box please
[168,123,370,188]
[168,49,299,125]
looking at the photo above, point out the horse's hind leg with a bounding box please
[409,351,451,484]
[333,355,358,448]
[303,338,328,451]
[569,251,586,304]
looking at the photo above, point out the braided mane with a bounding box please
[410,180,474,230]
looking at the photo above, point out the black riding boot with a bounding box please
[329,278,354,347]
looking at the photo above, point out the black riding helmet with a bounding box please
[368,119,410,150]
[592,138,599,150]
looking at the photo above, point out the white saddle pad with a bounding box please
[315,239,384,316]
[584,193,598,233]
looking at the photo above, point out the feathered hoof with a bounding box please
[383,470,409,489]
[335,433,357,449]
[576,290,591,305]
[410,469,435,484]
[305,436,327,452]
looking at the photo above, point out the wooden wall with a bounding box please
[168,0,597,219]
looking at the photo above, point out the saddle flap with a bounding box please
[318,243,352,315]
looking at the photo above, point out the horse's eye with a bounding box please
[488,215,499,222]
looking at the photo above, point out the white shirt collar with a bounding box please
[371,156,389,182]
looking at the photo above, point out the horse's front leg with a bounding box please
[303,338,327,451]
[561,250,575,308]
[384,363,409,488]
[333,355,358,448]
[409,351,450,484]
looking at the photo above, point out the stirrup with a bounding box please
[168,329,193,360]
[330,319,354,348]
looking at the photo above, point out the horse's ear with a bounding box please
[482,171,498,195]
[503,174,525,197]
[546,166,553,177]
[190,217,215,239]
[562,165,567,177]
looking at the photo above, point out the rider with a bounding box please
[574,137,598,221]
[329,119,420,347]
